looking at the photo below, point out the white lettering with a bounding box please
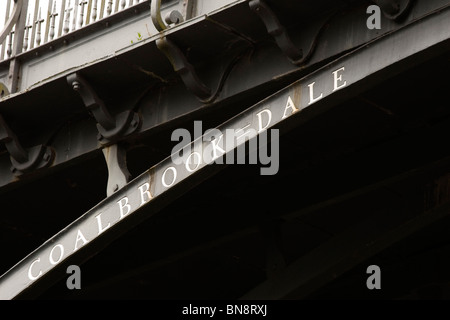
[210,134,225,161]
[185,152,202,172]
[118,197,131,219]
[96,213,111,235]
[332,67,347,92]
[308,82,323,105]
[256,109,272,133]
[74,229,89,251]
[282,96,299,119]
[138,183,152,206]
[49,244,64,265]
[28,258,42,281]
[162,167,177,188]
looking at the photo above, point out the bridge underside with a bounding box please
[0,0,449,300]
[1,49,448,299]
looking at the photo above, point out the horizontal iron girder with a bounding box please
[0,0,449,193]
[0,4,449,298]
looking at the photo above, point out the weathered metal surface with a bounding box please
[0,3,448,297]
[0,114,54,175]
[0,0,186,62]
[102,143,132,196]
[0,0,448,194]
[372,0,414,20]
[156,36,212,100]
[67,72,142,142]
[249,0,303,64]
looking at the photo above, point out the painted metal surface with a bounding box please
[0,0,448,195]
[0,2,448,297]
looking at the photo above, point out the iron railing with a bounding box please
[0,0,144,62]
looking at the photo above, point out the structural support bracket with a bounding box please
[151,0,184,32]
[0,82,10,98]
[102,144,131,197]
[156,36,212,100]
[0,114,54,176]
[372,0,414,20]
[0,0,23,45]
[67,73,141,144]
[249,0,303,65]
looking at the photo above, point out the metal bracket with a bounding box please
[0,114,54,176]
[67,73,141,144]
[0,0,23,45]
[102,144,131,197]
[249,0,303,65]
[151,0,184,32]
[156,36,212,100]
[372,0,414,20]
[0,82,10,98]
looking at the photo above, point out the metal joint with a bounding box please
[249,0,303,65]
[103,144,131,197]
[372,0,414,20]
[0,114,54,176]
[151,0,184,32]
[0,82,10,98]
[67,73,142,144]
[156,36,212,100]
[0,0,23,45]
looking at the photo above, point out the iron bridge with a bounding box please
[0,0,449,300]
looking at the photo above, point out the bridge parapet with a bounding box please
[0,0,235,95]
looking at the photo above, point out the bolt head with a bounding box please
[72,81,80,91]
[43,151,52,162]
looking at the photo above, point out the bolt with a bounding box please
[43,152,51,162]
[72,81,80,91]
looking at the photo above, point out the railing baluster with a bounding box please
[106,0,113,16]
[72,0,79,31]
[86,0,93,25]
[29,0,40,50]
[1,0,12,61]
[78,1,88,28]
[64,1,72,34]
[44,0,54,43]
[23,15,32,51]
[7,31,14,58]
[49,2,58,40]
[1,0,154,62]
[35,8,44,46]
[91,0,98,22]
[58,0,67,38]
